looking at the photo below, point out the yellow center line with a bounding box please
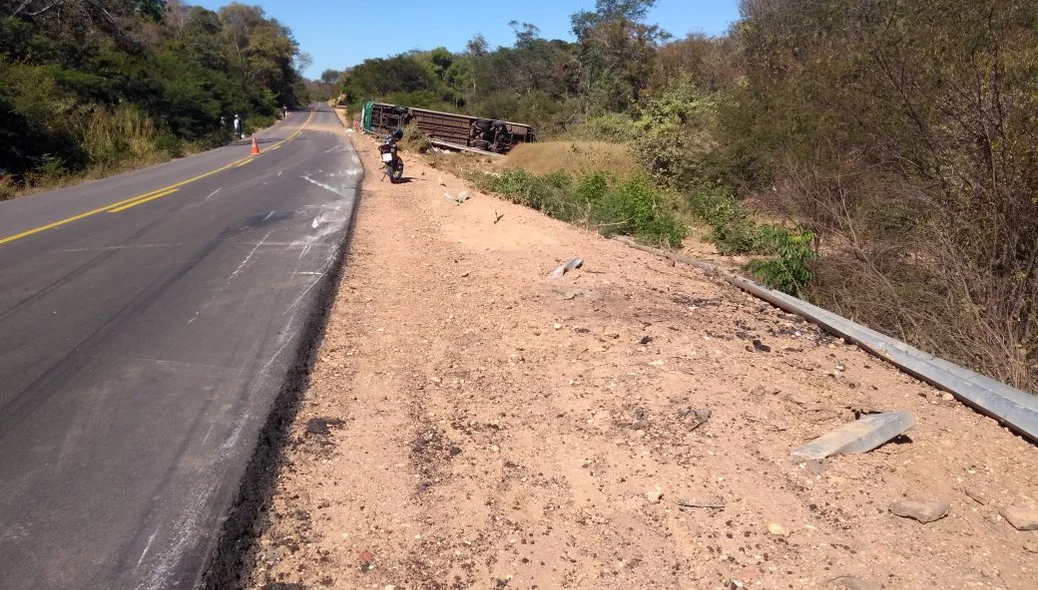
[106,189,179,213]
[0,156,250,246]
[0,109,319,247]
[266,109,315,151]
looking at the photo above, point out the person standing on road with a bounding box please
[233,114,242,140]
[282,105,288,120]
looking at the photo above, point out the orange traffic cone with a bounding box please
[250,133,261,155]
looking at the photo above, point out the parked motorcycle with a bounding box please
[379,128,405,183]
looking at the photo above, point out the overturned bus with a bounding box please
[360,101,534,154]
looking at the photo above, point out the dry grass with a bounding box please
[497,140,639,177]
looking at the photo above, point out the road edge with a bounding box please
[198,133,365,590]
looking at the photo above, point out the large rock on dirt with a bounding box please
[889,500,949,523]
[1000,503,1038,531]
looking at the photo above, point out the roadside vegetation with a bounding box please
[0,0,310,198]
[337,0,1038,392]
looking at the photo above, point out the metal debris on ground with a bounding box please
[551,257,584,278]
[791,410,914,460]
[677,499,724,509]
[494,210,504,224]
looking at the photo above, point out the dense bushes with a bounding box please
[0,2,307,192]
[347,0,1036,388]
[475,169,684,247]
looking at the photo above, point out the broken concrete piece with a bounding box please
[1000,504,1038,531]
[791,411,914,460]
[889,500,949,523]
[550,257,584,278]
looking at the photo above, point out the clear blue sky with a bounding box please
[191,0,741,79]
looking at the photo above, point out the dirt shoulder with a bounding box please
[247,136,1038,590]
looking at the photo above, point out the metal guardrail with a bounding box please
[613,237,1038,444]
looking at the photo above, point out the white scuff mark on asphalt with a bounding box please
[229,230,272,281]
[311,214,324,229]
[217,412,249,455]
[203,187,222,202]
[277,170,283,176]
[263,211,275,222]
[135,530,158,569]
[282,271,326,317]
[201,421,217,445]
[302,175,348,198]
[136,478,218,590]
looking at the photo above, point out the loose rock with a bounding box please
[999,503,1038,531]
[646,489,663,504]
[889,500,949,523]
[767,522,788,536]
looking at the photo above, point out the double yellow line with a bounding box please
[268,109,315,152]
[0,110,316,247]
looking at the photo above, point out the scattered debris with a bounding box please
[889,500,949,523]
[306,417,344,436]
[443,192,468,203]
[493,210,504,224]
[791,411,914,460]
[359,549,373,573]
[963,487,988,505]
[680,408,712,431]
[550,257,584,278]
[999,503,1038,531]
[677,499,724,509]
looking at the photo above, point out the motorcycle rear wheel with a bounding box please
[389,161,404,183]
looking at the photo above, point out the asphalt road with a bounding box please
[0,106,362,589]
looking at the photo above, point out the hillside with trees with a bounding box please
[0,0,308,196]
[338,0,1038,392]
